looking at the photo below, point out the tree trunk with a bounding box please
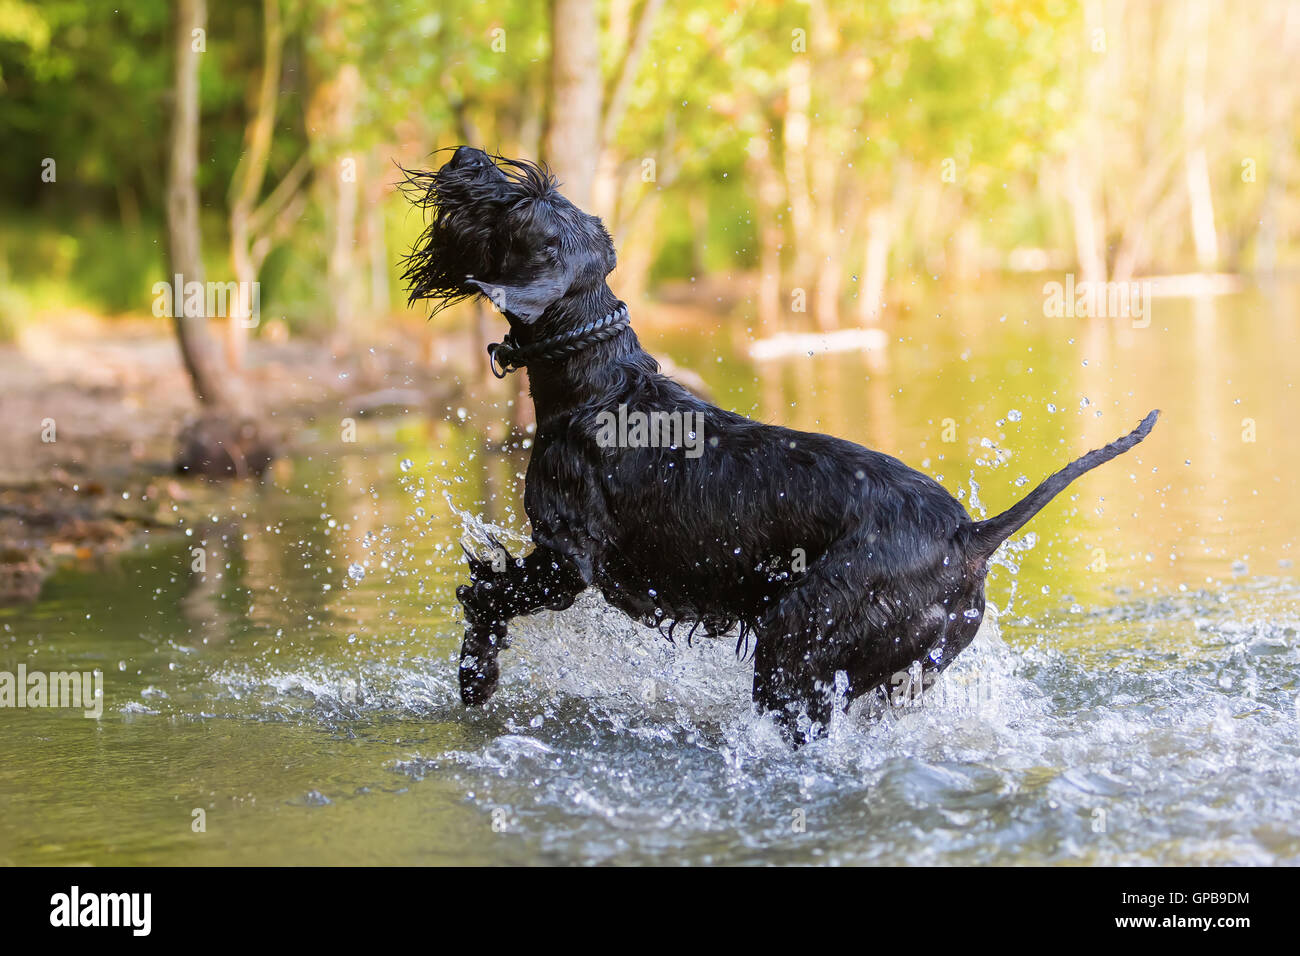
[228,0,285,371]
[859,207,892,324]
[167,0,273,476]
[783,56,815,302]
[544,0,602,207]
[1183,0,1219,271]
[1065,0,1109,285]
[306,5,364,346]
[592,0,665,220]
[166,0,232,410]
[327,64,362,345]
[1255,2,1299,277]
[810,140,841,331]
[365,177,391,318]
[523,0,605,433]
[745,132,784,336]
[1065,148,1107,285]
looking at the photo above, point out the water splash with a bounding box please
[152,488,1300,865]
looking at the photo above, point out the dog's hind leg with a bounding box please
[456,544,587,705]
[752,631,838,745]
[751,562,873,745]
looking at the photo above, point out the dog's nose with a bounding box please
[448,146,489,170]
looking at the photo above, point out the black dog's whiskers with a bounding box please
[403,146,1161,746]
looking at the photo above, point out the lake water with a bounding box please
[3,282,1299,864]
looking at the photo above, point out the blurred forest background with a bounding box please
[6,2,1300,861]
[1,0,1298,597]
[3,0,1297,351]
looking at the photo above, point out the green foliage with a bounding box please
[0,0,1290,330]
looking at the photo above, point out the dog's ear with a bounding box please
[467,273,570,324]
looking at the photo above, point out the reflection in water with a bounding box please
[180,522,235,645]
[1,283,1299,864]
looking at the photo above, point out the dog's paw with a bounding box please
[459,534,515,584]
[459,624,507,706]
[456,581,511,636]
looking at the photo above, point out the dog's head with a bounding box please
[400,146,616,324]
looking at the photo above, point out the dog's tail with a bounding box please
[964,409,1159,562]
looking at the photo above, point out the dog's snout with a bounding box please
[447,146,489,170]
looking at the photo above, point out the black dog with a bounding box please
[401,146,1159,743]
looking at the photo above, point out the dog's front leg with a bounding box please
[455,542,586,705]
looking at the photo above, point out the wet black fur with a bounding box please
[402,146,1160,744]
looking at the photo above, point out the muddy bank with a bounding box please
[0,318,468,603]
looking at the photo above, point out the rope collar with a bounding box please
[487,304,630,378]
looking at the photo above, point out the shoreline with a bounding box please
[0,318,466,603]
